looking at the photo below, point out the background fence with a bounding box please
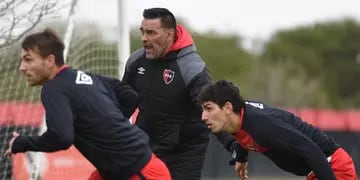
[1,104,359,179]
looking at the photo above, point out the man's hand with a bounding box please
[235,161,248,180]
[3,132,19,157]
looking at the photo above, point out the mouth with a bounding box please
[143,44,153,52]
[24,74,33,81]
[206,123,212,129]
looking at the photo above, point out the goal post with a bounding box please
[117,0,130,79]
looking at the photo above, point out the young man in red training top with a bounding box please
[4,29,171,180]
[198,80,357,180]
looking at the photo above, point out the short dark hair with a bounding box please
[143,8,177,30]
[22,28,65,66]
[198,80,245,113]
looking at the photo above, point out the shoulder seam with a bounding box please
[126,48,144,71]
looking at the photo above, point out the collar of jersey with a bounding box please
[55,64,70,76]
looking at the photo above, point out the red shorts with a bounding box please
[88,154,171,180]
[306,148,357,180]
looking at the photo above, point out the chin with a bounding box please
[210,128,220,133]
[27,81,36,86]
[28,82,38,86]
[145,54,155,59]
[28,80,42,86]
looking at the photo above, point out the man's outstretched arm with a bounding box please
[10,85,74,154]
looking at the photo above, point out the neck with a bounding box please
[48,67,60,80]
[161,41,175,57]
[226,113,241,134]
[49,64,68,80]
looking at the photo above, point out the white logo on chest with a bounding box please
[76,71,93,85]
[137,67,145,74]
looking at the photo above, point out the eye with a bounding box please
[204,106,212,111]
[146,30,156,35]
[23,57,32,62]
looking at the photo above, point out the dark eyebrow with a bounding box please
[202,103,211,108]
[22,54,30,59]
[20,54,31,63]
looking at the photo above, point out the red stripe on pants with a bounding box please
[129,154,171,180]
[88,154,171,180]
[306,148,357,180]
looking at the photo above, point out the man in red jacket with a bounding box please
[122,8,238,179]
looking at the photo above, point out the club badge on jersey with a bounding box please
[163,69,175,84]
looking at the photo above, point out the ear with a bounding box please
[167,29,176,41]
[45,54,56,67]
[223,102,234,115]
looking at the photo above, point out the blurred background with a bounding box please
[0,0,359,179]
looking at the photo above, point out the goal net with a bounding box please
[0,0,126,179]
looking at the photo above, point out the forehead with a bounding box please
[21,49,29,55]
[141,18,162,30]
[202,101,218,107]
[21,48,40,58]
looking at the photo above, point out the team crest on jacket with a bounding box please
[163,69,175,84]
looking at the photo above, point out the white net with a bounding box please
[68,26,119,77]
[0,0,122,179]
[0,42,44,180]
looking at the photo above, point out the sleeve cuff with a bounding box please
[11,136,29,153]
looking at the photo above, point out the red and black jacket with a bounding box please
[235,100,339,179]
[122,25,235,155]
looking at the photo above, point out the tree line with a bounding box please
[1,18,360,109]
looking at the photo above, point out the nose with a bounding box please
[19,61,26,72]
[141,33,148,43]
[201,111,208,122]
